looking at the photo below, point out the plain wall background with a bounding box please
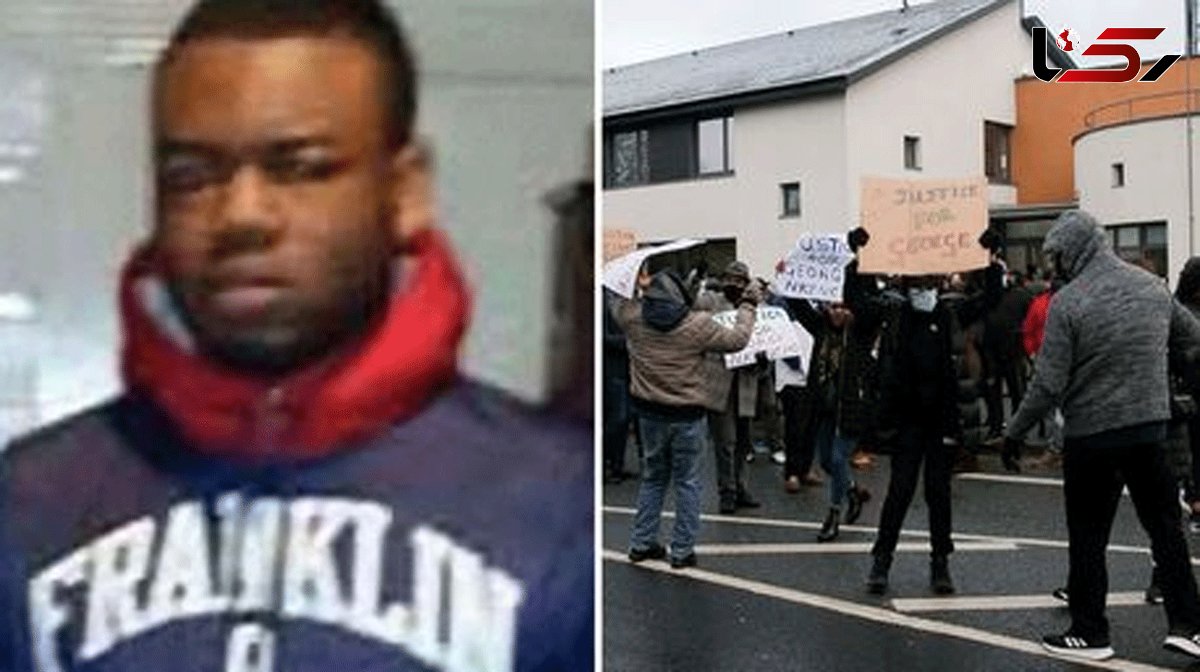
[0,0,592,438]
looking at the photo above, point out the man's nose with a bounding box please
[216,166,282,252]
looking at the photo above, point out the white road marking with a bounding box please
[602,550,1173,672]
[956,473,1064,487]
[602,506,1200,565]
[891,591,1147,613]
[695,541,1018,555]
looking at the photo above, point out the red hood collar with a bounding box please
[120,229,471,462]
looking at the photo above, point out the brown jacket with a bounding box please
[614,279,755,414]
[695,290,763,416]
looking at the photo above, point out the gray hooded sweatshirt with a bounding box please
[1007,210,1200,442]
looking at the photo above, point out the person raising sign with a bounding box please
[855,226,1005,596]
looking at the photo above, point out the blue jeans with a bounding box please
[629,413,706,560]
[814,415,853,508]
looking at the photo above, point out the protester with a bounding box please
[615,269,757,569]
[782,240,875,542]
[1176,257,1200,531]
[772,292,821,492]
[863,228,1004,596]
[697,261,765,514]
[603,286,635,483]
[982,271,1034,441]
[0,2,595,670]
[1004,210,1200,662]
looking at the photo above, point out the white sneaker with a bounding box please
[1041,633,1114,661]
[771,450,786,465]
[1164,631,1200,658]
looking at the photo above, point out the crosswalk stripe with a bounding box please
[695,541,1018,555]
[603,550,1172,672]
[889,592,1146,613]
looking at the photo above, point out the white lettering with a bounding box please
[78,517,155,661]
[280,498,352,625]
[409,525,454,666]
[233,498,284,613]
[348,502,393,639]
[29,548,88,672]
[144,502,227,631]
[224,623,276,672]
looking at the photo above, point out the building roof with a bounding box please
[604,0,1065,121]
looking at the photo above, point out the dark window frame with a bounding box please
[780,181,801,219]
[1112,162,1126,188]
[904,135,922,171]
[602,113,735,190]
[984,121,1013,185]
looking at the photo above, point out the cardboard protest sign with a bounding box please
[773,234,856,303]
[602,238,705,299]
[858,176,989,276]
[603,228,637,263]
[712,306,806,369]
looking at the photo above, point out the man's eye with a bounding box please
[263,154,338,182]
[159,157,222,193]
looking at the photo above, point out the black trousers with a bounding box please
[872,424,954,558]
[602,374,630,473]
[1063,439,1200,638]
[984,351,1025,433]
[780,386,816,479]
[709,384,752,500]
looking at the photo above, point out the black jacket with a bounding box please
[873,264,1004,445]
[783,262,881,439]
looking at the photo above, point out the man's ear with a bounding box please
[388,140,436,251]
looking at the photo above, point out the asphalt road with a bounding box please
[603,448,1200,671]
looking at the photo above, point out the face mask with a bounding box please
[723,284,744,302]
[908,288,938,313]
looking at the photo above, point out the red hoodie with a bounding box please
[119,228,471,461]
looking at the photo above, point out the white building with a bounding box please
[1075,101,1199,283]
[602,0,1067,277]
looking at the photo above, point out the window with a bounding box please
[984,121,1012,184]
[1112,163,1125,188]
[904,135,921,170]
[1108,222,1167,277]
[607,129,648,188]
[603,114,733,188]
[780,182,800,218]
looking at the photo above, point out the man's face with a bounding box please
[153,36,401,373]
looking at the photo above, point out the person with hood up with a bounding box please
[0,2,594,670]
[1004,210,1200,662]
[614,269,758,569]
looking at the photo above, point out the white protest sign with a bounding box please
[712,306,807,369]
[773,234,856,302]
[601,238,705,299]
[775,322,815,392]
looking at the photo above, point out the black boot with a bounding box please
[845,484,870,524]
[817,507,840,542]
[867,553,892,595]
[931,554,955,595]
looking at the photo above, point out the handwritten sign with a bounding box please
[712,306,807,369]
[602,238,705,299]
[603,228,637,263]
[858,176,989,275]
[773,234,856,302]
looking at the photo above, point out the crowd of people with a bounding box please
[605,210,1200,662]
